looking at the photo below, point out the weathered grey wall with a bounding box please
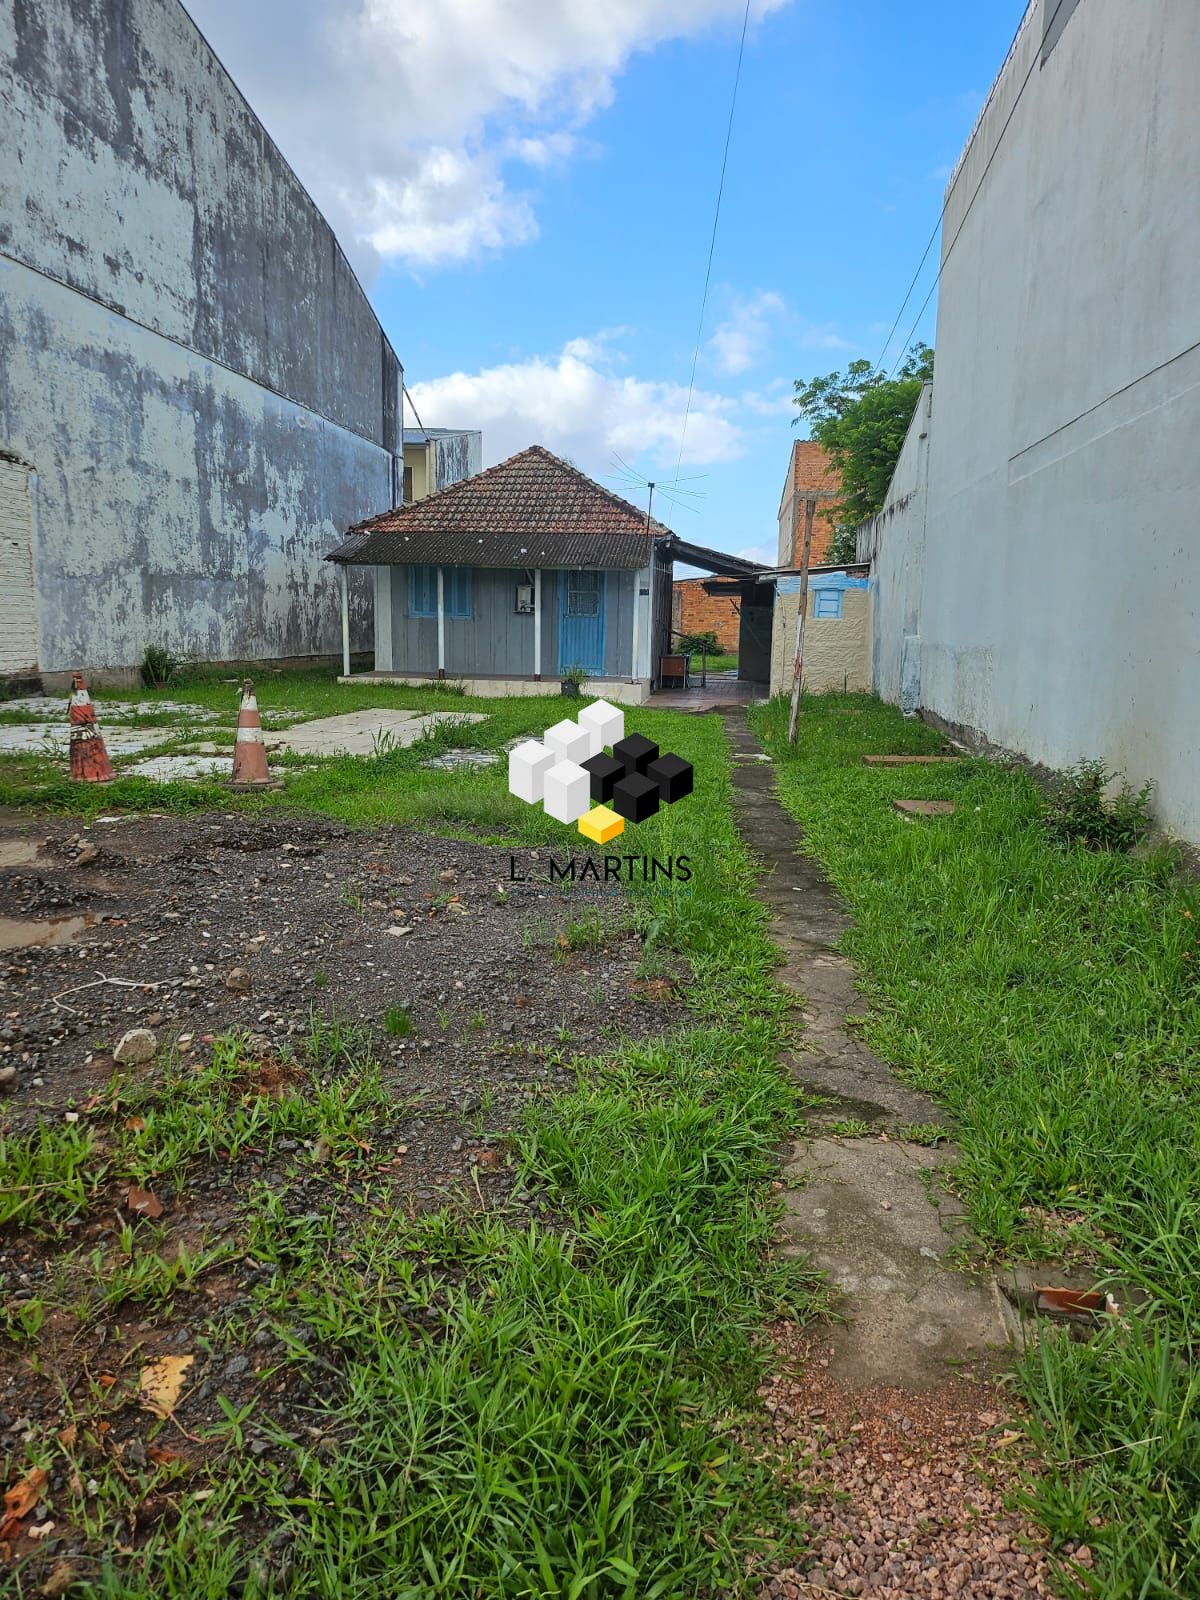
[432,433,483,494]
[0,0,400,671]
[856,383,930,712]
[867,0,1200,843]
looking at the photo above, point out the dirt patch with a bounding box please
[0,809,691,1579]
[0,810,677,1126]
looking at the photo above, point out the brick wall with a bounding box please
[777,440,843,566]
[671,578,740,651]
[0,457,37,674]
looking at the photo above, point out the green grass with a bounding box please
[0,667,709,841]
[752,690,1200,1599]
[5,706,824,1598]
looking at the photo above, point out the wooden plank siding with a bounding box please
[385,566,639,679]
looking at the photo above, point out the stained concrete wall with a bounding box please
[867,0,1200,843]
[0,0,401,672]
[856,383,931,713]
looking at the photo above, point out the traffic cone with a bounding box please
[229,678,281,791]
[68,672,115,784]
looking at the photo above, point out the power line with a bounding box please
[672,0,753,479]
[876,0,1068,380]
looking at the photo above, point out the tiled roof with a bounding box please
[327,445,671,567]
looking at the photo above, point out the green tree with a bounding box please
[792,344,933,561]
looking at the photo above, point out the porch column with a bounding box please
[533,569,542,681]
[630,568,641,680]
[436,566,446,678]
[340,566,351,678]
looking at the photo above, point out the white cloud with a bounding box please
[183,0,793,272]
[709,290,786,374]
[408,338,746,489]
[709,291,852,376]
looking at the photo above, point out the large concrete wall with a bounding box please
[870,0,1200,843]
[856,383,931,712]
[0,0,401,672]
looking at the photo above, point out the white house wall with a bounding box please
[870,0,1200,843]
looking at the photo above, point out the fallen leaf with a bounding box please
[126,1185,164,1219]
[147,1446,183,1465]
[139,1354,194,1418]
[57,1424,77,1448]
[40,1557,80,1597]
[1,1467,48,1539]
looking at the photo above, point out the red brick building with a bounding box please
[671,576,740,651]
[777,441,842,566]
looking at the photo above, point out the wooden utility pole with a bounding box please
[786,495,816,744]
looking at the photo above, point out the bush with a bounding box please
[676,631,719,656]
[140,644,179,689]
[1043,758,1154,852]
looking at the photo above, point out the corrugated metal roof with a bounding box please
[328,528,653,570]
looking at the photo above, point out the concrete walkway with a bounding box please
[725,712,1011,1390]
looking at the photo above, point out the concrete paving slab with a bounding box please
[266,709,486,758]
[123,755,231,781]
[725,710,1013,1391]
[0,696,217,722]
[782,1136,1009,1387]
[894,798,956,817]
[0,723,179,756]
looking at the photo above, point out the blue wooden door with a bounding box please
[558,571,607,674]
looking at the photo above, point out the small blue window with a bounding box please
[409,565,472,619]
[813,588,842,620]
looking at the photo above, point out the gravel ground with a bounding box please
[0,808,678,1145]
[755,1325,1093,1599]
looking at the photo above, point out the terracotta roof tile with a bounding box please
[328,445,672,567]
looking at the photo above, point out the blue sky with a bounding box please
[184,0,1023,564]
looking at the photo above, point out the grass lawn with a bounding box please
[1,670,822,1596]
[751,691,1200,1600]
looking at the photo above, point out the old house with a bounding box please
[768,565,872,697]
[403,429,483,505]
[861,0,1200,844]
[328,447,674,703]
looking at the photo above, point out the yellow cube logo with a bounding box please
[577,804,625,844]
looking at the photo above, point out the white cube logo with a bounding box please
[542,759,591,824]
[508,739,555,803]
[578,698,624,750]
[544,718,595,765]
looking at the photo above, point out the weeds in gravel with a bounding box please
[382,1004,414,1037]
[0,1122,105,1231]
[752,691,1200,1597]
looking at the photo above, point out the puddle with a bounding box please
[0,839,40,868]
[0,912,100,950]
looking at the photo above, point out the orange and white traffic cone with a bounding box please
[229,678,281,791]
[68,672,115,784]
